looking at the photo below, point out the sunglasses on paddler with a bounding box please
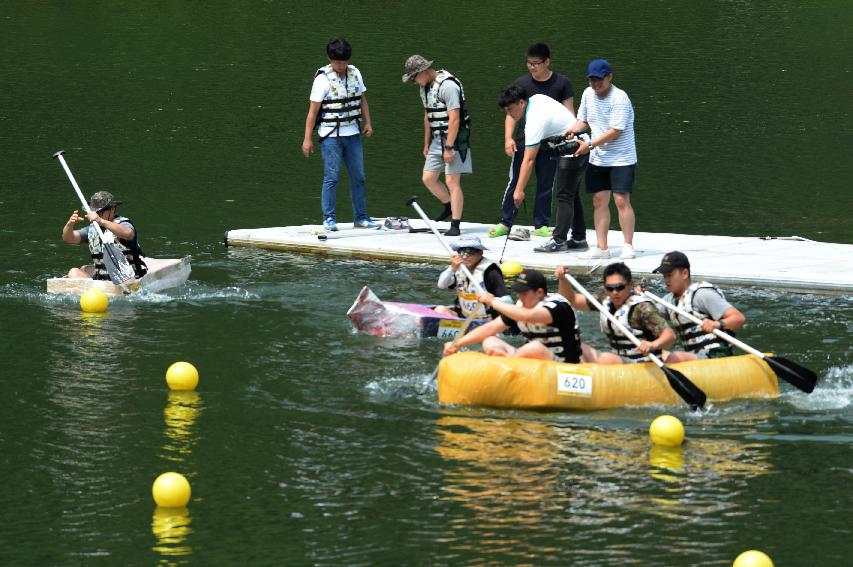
[457,247,481,257]
[604,283,627,292]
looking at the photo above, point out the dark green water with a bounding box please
[1,2,852,565]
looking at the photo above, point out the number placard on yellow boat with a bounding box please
[556,367,593,397]
[437,320,465,339]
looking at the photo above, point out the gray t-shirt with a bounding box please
[437,78,461,111]
[79,218,135,244]
[658,288,732,320]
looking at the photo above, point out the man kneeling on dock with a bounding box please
[443,269,583,362]
[651,251,746,362]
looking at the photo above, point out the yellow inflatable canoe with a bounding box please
[438,351,779,410]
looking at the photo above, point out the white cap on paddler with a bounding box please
[450,236,488,252]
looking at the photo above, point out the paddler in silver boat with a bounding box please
[61,191,147,280]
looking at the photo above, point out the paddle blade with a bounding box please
[101,242,137,285]
[766,356,818,393]
[661,366,706,409]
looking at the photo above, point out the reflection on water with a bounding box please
[154,392,201,561]
[435,414,775,564]
[161,391,202,464]
[151,506,192,557]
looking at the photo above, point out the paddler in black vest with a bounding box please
[556,263,674,364]
[651,251,746,362]
[61,191,147,280]
[444,269,583,363]
[434,236,511,320]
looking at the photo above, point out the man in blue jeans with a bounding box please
[302,37,378,231]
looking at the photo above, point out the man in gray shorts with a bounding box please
[651,251,747,361]
[403,54,472,236]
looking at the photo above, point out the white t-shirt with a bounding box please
[310,66,366,138]
[577,84,636,166]
[523,94,576,147]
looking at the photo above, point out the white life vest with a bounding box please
[600,295,660,361]
[454,258,496,318]
[665,282,734,356]
[516,294,581,363]
[419,69,471,139]
[86,217,146,280]
[315,64,363,134]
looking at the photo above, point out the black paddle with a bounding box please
[644,291,818,393]
[53,151,137,287]
[563,272,707,409]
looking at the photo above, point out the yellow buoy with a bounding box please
[166,362,199,391]
[649,415,685,447]
[79,289,109,313]
[500,260,523,284]
[152,472,191,507]
[733,550,774,567]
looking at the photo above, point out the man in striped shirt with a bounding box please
[570,59,638,260]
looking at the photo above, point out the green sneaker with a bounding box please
[487,224,509,238]
[532,226,553,238]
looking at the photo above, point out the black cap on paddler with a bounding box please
[652,251,690,273]
[511,269,547,293]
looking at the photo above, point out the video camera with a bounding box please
[540,134,581,158]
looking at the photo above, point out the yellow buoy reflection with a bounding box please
[163,391,201,463]
[151,506,192,556]
[648,445,685,482]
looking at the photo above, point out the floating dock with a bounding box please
[225,220,853,295]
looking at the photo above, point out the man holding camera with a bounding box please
[497,85,589,254]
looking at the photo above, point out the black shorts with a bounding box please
[586,163,636,194]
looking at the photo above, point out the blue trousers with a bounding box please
[320,134,368,222]
[499,147,557,229]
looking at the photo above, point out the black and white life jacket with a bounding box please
[87,217,147,281]
[665,282,734,356]
[419,69,471,144]
[454,257,496,319]
[315,64,363,136]
[516,294,581,363]
[600,295,660,362]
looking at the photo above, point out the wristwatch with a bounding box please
[443,144,454,151]
[718,319,726,330]
[588,141,595,150]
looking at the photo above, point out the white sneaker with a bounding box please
[620,244,636,259]
[579,247,611,259]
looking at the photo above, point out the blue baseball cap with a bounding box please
[587,59,612,79]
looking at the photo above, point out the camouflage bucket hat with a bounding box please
[402,54,433,82]
[89,191,121,211]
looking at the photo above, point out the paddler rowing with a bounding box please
[61,191,147,281]
[434,235,511,320]
[48,151,191,296]
[443,268,584,363]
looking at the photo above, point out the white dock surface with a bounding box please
[225,220,853,294]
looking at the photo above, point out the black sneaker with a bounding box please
[534,239,568,253]
[444,225,461,237]
[567,239,589,251]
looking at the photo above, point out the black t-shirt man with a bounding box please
[511,73,574,144]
